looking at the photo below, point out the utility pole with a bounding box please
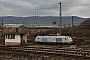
[2,18,3,26]
[84,32,86,57]
[19,6,21,17]
[72,16,74,38]
[58,1,62,36]
[34,9,36,24]
[34,9,38,24]
[84,33,86,49]
[25,17,26,25]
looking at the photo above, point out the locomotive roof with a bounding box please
[36,36,71,38]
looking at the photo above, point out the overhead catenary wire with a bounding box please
[0,3,90,13]
[39,4,90,10]
[0,8,34,12]
[62,4,90,7]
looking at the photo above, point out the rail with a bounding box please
[0,46,89,58]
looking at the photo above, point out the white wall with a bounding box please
[5,35,21,43]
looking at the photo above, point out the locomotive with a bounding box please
[35,36,73,44]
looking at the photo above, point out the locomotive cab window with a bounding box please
[37,38,39,39]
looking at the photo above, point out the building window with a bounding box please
[11,34,15,39]
[8,34,11,39]
[5,34,8,39]
[7,34,15,39]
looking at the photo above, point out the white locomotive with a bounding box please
[35,36,73,44]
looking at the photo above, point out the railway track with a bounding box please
[0,46,90,58]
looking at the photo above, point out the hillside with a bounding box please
[0,16,86,25]
[61,18,90,38]
[75,19,90,37]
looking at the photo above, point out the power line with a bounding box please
[39,4,90,9]
[0,8,34,12]
[62,4,90,7]
[0,3,90,13]
[39,7,59,9]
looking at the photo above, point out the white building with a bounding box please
[5,33,27,46]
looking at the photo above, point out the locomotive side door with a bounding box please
[63,38,68,43]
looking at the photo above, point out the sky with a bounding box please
[0,0,90,18]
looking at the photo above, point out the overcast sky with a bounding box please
[0,0,90,18]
